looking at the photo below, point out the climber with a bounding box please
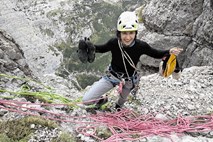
[78,11,183,110]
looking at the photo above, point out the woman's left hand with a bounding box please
[169,47,183,56]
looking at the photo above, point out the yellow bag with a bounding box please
[160,54,177,78]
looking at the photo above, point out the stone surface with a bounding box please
[138,0,213,73]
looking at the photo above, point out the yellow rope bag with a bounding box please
[160,54,177,78]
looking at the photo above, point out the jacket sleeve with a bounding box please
[142,41,170,59]
[94,38,115,53]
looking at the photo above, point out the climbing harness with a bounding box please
[118,40,139,79]
[113,40,141,94]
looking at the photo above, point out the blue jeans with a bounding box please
[82,73,140,107]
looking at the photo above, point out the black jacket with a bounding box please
[95,38,169,76]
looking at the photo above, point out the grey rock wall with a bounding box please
[0,30,32,77]
[139,0,213,72]
[0,0,212,79]
[0,0,62,78]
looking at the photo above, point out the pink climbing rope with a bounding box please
[0,99,213,142]
[117,80,125,94]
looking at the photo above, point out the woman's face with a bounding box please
[120,31,136,46]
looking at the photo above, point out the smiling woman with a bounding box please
[78,11,183,111]
[120,31,136,47]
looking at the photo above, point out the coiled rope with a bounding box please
[0,99,213,142]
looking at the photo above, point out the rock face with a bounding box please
[0,30,32,77]
[0,0,125,78]
[0,0,62,78]
[0,0,212,78]
[138,66,213,117]
[139,0,213,73]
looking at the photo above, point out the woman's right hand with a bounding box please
[169,47,183,56]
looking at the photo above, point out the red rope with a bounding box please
[0,99,213,142]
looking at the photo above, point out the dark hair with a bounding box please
[116,30,138,39]
[116,30,121,39]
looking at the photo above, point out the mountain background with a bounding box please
[0,0,145,89]
[0,0,213,141]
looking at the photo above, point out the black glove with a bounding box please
[77,37,95,63]
[77,39,88,63]
[85,38,95,63]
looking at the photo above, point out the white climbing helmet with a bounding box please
[117,11,139,32]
